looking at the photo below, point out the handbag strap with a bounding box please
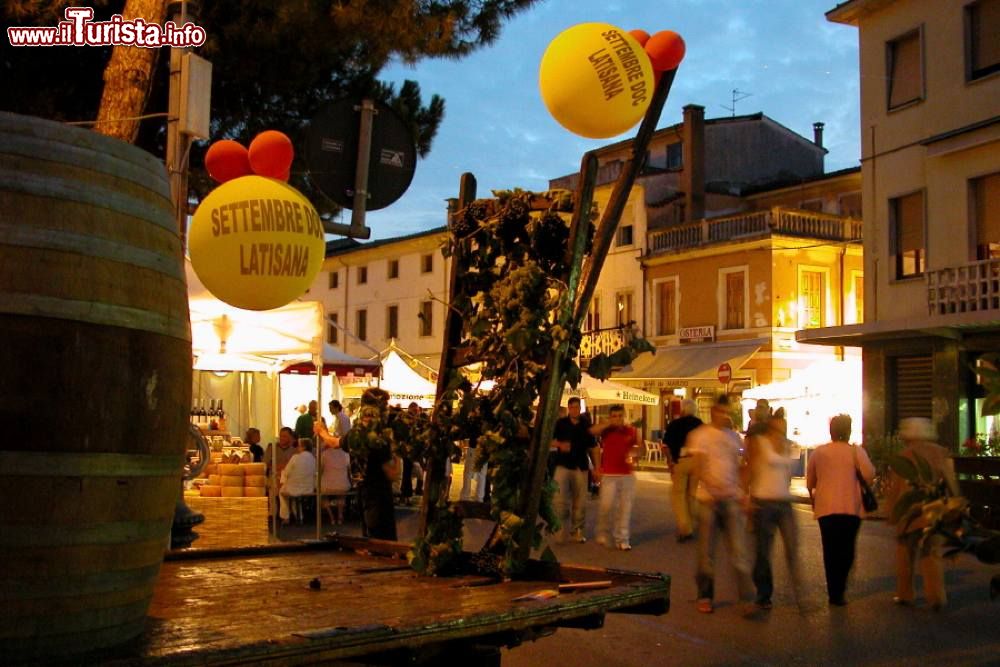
[851,444,864,482]
[851,445,869,487]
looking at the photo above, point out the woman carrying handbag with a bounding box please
[806,414,875,606]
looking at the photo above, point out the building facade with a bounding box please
[800,0,1000,449]
[309,228,450,370]
[626,170,863,439]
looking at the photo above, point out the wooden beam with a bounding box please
[419,173,477,537]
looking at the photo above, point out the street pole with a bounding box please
[166,0,193,242]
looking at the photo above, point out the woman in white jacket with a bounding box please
[279,439,317,523]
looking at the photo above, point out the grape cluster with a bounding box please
[531,212,570,273]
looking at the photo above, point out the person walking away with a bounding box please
[593,405,639,550]
[748,414,801,610]
[688,395,754,613]
[886,417,960,610]
[552,397,600,543]
[663,399,703,542]
[806,414,874,606]
[279,439,317,524]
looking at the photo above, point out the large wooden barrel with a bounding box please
[0,112,191,660]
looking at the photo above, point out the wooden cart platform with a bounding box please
[74,538,669,666]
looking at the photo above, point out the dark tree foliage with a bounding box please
[1,0,537,211]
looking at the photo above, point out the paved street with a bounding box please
[495,472,1000,667]
[276,471,998,666]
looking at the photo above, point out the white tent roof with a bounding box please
[187,260,323,372]
[378,350,438,406]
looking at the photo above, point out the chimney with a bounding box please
[813,122,825,148]
[682,104,705,222]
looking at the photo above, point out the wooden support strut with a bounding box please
[419,173,477,537]
[514,69,679,566]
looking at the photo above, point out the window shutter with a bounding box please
[894,355,933,421]
[889,32,922,108]
[896,192,924,252]
[975,173,1000,248]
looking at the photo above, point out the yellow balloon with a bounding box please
[539,23,655,139]
[190,176,326,311]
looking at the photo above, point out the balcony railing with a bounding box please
[648,206,862,254]
[927,258,1000,316]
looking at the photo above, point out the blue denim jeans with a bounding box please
[751,499,801,605]
[695,498,754,602]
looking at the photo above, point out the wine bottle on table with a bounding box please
[190,401,197,425]
[217,400,227,432]
[208,400,219,431]
[196,399,207,428]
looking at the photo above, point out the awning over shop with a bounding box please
[613,339,766,381]
[563,374,660,406]
[281,343,380,377]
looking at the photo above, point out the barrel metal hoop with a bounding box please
[0,130,171,200]
[0,168,175,233]
[1,564,163,599]
[0,292,192,341]
[0,451,185,478]
[0,111,168,178]
[0,221,184,282]
[0,519,175,547]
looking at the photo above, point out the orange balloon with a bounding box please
[205,140,252,184]
[628,29,651,47]
[645,30,686,72]
[249,131,294,180]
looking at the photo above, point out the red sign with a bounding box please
[717,363,732,385]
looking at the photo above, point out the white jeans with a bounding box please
[596,474,636,544]
[460,446,487,501]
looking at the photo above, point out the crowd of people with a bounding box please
[249,388,955,615]
[554,393,957,616]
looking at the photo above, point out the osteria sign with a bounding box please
[678,325,714,343]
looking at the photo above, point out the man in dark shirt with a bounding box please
[245,427,265,463]
[663,399,703,542]
[552,397,600,543]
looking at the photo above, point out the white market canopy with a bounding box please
[563,373,660,406]
[188,260,372,373]
[341,346,438,408]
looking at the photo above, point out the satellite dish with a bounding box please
[304,98,417,211]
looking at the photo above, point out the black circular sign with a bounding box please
[304,99,417,211]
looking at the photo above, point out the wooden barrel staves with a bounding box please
[0,112,191,660]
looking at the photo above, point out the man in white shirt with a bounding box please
[687,395,753,614]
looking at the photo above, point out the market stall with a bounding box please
[187,260,375,544]
[339,344,438,408]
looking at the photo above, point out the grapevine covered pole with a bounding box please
[513,68,679,566]
[513,153,598,565]
[419,173,477,537]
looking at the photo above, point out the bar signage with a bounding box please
[679,325,714,343]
